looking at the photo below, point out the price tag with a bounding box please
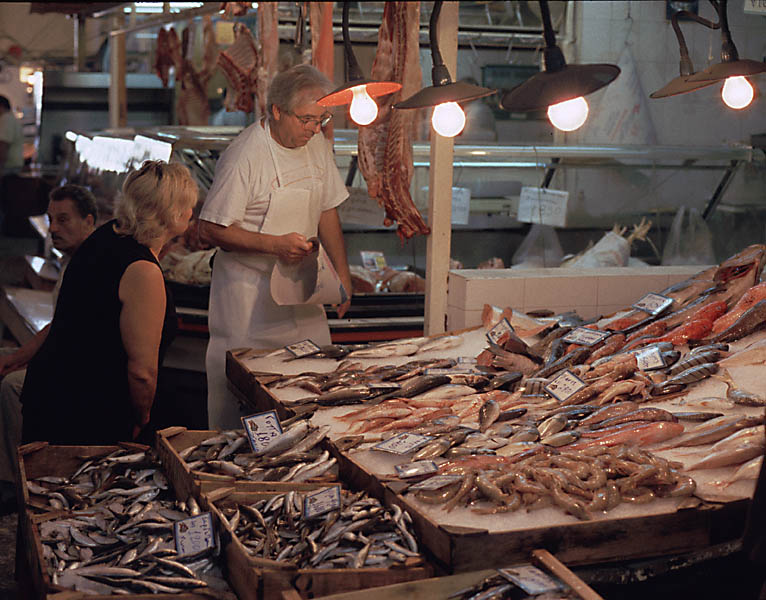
[360,250,387,270]
[634,345,666,370]
[544,370,586,403]
[395,460,439,479]
[632,293,673,315]
[425,368,474,376]
[487,318,514,345]
[373,432,433,455]
[517,186,569,228]
[498,565,563,595]
[241,410,283,454]
[303,486,342,519]
[174,513,216,557]
[562,327,610,347]
[285,339,321,358]
[409,474,462,491]
[458,356,477,365]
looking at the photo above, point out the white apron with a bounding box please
[206,123,331,429]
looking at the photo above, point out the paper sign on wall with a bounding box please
[451,187,471,225]
[517,187,569,228]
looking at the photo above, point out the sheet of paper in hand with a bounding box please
[270,243,347,306]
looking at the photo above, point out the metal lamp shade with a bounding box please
[318,79,402,107]
[500,63,621,112]
[650,75,718,98]
[687,59,766,83]
[394,80,495,109]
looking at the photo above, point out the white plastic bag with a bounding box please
[661,207,716,266]
[511,224,564,269]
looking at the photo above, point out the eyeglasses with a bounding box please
[290,111,333,129]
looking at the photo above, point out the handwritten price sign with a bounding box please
[487,318,514,345]
[395,460,439,479]
[241,410,283,453]
[285,339,322,358]
[303,486,341,519]
[373,433,433,455]
[544,370,586,402]
[634,345,666,370]
[174,513,216,557]
[632,293,673,315]
[498,565,563,595]
[562,327,610,347]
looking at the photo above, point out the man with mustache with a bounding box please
[0,184,96,513]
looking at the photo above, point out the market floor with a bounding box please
[0,513,17,599]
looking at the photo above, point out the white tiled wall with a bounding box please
[446,265,708,330]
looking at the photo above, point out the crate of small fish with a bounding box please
[203,485,433,600]
[16,441,238,600]
[156,422,338,501]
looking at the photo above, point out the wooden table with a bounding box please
[0,286,52,344]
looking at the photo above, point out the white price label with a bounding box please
[425,368,474,376]
[395,460,439,479]
[635,346,666,370]
[285,339,322,358]
[408,474,462,491]
[632,293,673,315]
[487,318,514,345]
[360,250,387,270]
[544,370,586,402]
[517,186,569,228]
[458,356,477,364]
[498,565,563,595]
[174,513,216,557]
[373,432,433,455]
[562,327,609,347]
[303,486,342,519]
[241,410,283,453]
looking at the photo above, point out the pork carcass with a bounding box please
[358,2,428,241]
[218,23,259,114]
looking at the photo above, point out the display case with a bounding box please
[55,127,763,337]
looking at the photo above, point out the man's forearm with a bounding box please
[318,209,352,289]
[199,220,276,254]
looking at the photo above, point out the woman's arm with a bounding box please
[118,260,166,436]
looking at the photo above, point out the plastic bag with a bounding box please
[511,224,564,269]
[563,231,630,268]
[661,207,716,266]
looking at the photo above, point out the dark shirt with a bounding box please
[21,220,177,444]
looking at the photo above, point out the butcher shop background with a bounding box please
[0,1,764,269]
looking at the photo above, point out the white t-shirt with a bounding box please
[0,111,24,173]
[200,120,347,233]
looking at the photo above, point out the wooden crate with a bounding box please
[156,426,337,503]
[227,348,297,420]
[203,487,433,600]
[331,445,750,573]
[15,441,216,600]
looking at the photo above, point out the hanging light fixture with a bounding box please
[685,0,766,110]
[649,9,720,98]
[500,0,620,132]
[317,1,401,126]
[393,0,496,138]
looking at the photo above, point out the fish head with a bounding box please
[714,244,766,284]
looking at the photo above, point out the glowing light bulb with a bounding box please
[349,85,378,126]
[431,102,466,137]
[547,97,589,132]
[721,76,754,110]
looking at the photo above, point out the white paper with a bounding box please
[451,187,471,225]
[633,292,673,315]
[545,370,587,402]
[174,513,216,557]
[242,410,283,453]
[303,486,341,519]
[271,244,347,306]
[517,187,569,228]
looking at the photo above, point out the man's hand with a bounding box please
[335,273,353,318]
[0,353,23,377]
[272,233,314,263]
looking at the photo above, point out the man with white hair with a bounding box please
[200,64,353,429]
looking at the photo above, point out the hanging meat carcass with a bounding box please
[358,2,428,241]
[217,22,259,114]
[175,18,219,125]
[153,27,174,87]
[219,2,251,18]
[310,1,335,141]
[256,1,279,118]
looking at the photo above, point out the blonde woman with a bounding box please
[21,161,197,444]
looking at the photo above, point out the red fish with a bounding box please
[712,282,766,333]
[632,318,714,348]
[567,421,684,451]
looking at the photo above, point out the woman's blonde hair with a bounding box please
[115,160,198,246]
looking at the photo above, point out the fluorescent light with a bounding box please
[126,2,204,14]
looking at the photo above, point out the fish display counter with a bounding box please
[223,244,766,573]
